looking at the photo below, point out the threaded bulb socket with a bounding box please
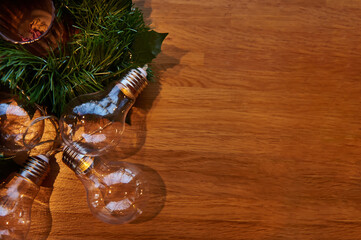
[62,146,94,174]
[119,66,148,99]
[19,155,50,186]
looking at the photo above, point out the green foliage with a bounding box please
[132,31,168,65]
[0,0,167,116]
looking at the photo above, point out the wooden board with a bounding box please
[27,0,361,239]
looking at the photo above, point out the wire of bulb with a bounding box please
[22,114,61,156]
[7,79,115,155]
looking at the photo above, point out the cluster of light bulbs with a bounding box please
[0,67,149,239]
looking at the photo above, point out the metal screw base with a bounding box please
[62,146,94,174]
[19,155,49,186]
[119,66,148,99]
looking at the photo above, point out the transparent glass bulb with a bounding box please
[0,0,66,56]
[0,175,37,240]
[0,94,45,154]
[0,155,49,239]
[60,67,148,156]
[62,146,147,224]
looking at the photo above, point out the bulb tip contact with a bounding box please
[138,64,148,75]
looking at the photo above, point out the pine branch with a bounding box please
[0,0,166,116]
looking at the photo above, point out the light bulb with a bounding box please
[0,94,45,154]
[62,146,147,224]
[0,0,66,56]
[60,67,149,224]
[0,155,49,239]
[60,66,148,156]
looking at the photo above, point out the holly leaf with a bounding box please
[132,30,168,65]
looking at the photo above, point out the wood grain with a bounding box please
[27,0,361,239]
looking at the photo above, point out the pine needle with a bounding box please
[0,0,151,116]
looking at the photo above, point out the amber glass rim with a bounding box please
[0,0,56,45]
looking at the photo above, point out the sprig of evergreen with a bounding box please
[0,0,167,116]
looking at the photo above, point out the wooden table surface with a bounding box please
[27,0,361,239]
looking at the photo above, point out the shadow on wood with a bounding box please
[130,163,167,224]
[27,155,59,240]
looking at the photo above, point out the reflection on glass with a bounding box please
[62,146,148,224]
[0,94,44,154]
[0,176,39,239]
[60,67,148,157]
[0,156,49,239]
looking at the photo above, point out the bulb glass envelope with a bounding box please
[60,67,148,157]
[0,155,49,239]
[60,86,134,156]
[0,94,45,153]
[80,160,147,224]
[62,146,148,224]
[0,174,39,239]
[0,0,65,56]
